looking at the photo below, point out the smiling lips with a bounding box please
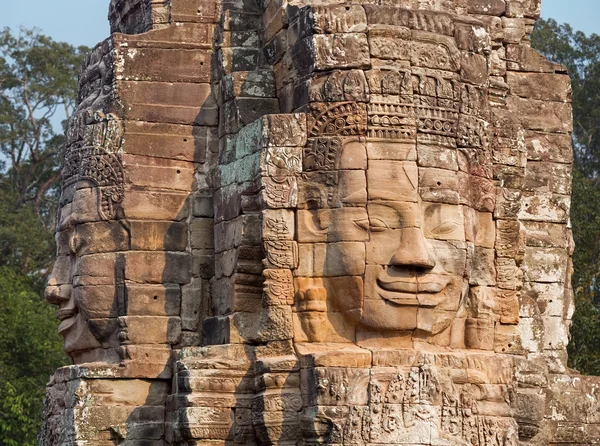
[376,274,450,307]
[56,307,77,321]
[56,307,78,335]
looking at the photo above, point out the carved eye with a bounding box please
[354,219,370,231]
[369,218,389,232]
[430,221,459,236]
[354,218,389,232]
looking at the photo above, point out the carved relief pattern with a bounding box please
[301,364,520,446]
[303,137,342,171]
[263,269,294,305]
[255,111,305,443]
[262,176,298,209]
[63,110,125,220]
[367,102,416,141]
[263,146,302,176]
[307,102,367,137]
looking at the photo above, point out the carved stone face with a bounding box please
[294,18,499,344]
[45,111,125,361]
[284,0,521,348]
[295,139,473,341]
[360,162,468,335]
[45,202,104,357]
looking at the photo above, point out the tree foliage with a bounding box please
[532,20,600,375]
[0,28,86,445]
[0,27,88,222]
[0,267,65,446]
[531,19,600,177]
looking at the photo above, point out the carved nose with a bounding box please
[45,283,71,305]
[390,227,436,270]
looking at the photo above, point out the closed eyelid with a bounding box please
[369,218,390,232]
[430,221,459,235]
[353,218,390,232]
[354,219,370,231]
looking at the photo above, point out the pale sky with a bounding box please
[2,0,599,49]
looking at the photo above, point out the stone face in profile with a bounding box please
[41,0,599,445]
[45,111,126,361]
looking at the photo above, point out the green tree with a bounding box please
[565,170,600,374]
[0,267,65,445]
[0,28,87,445]
[0,27,88,223]
[531,20,600,375]
[531,19,600,177]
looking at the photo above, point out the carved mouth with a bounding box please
[376,274,450,307]
[57,315,78,336]
[56,306,78,335]
[56,307,78,321]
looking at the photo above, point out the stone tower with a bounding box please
[41,0,600,444]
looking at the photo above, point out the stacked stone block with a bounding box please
[42,0,600,445]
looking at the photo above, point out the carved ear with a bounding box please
[70,232,82,255]
[296,286,327,312]
[296,286,328,343]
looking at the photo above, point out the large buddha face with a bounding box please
[45,111,125,361]
[295,51,498,344]
[295,135,493,342]
[359,157,469,335]
[45,193,116,359]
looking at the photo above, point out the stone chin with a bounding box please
[360,274,464,334]
[58,312,101,355]
[360,299,420,331]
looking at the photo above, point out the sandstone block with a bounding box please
[300,367,369,406]
[506,44,565,72]
[422,203,465,241]
[525,131,572,163]
[417,145,458,170]
[518,192,570,223]
[127,284,181,317]
[123,121,205,162]
[296,242,366,277]
[122,191,189,221]
[495,220,525,259]
[130,221,188,251]
[507,96,572,133]
[524,161,572,195]
[464,208,495,248]
[75,221,129,255]
[262,209,295,241]
[367,141,416,161]
[523,221,569,249]
[125,251,191,284]
[506,72,571,102]
[419,167,461,205]
[505,0,541,18]
[294,34,370,73]
[368,161,418,202]
[467,0,506,15]
[297,208,369,243]
[116,47,211,83]
[468,246,497,286]
[181,278,210,331]
[190,218,215,250]
[523,247,568,283]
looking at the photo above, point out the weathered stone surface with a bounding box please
[43,1,600,445]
